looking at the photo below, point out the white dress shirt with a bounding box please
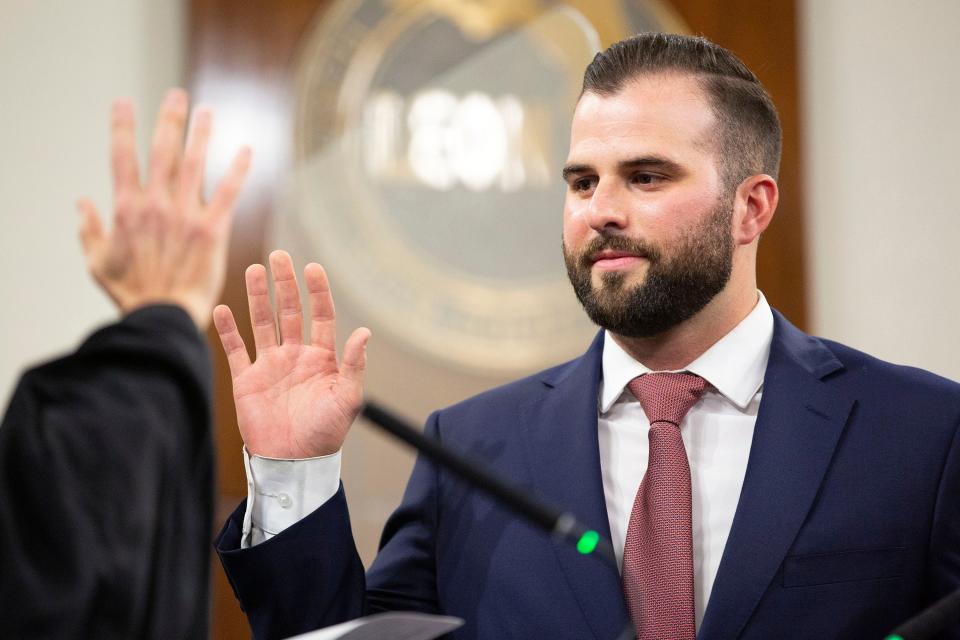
[242,293,774,632]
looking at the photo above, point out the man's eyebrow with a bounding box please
[619,156,684,174]
[561,163,592,181]
[561,157,685,181]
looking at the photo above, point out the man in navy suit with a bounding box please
[213,33,960,639]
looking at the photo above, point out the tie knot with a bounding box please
[627,372,707,426]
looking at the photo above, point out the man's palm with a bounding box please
[215,252,370,459]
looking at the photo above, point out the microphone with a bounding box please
[360,400,635,640]
[885,587,960,640]
[361,400,615,563]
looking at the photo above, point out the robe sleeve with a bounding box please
[0,305,214,640]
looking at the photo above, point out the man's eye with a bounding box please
[572,178,596,192]
[632,173,660,185]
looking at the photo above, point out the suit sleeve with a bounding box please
[366,411,442,614]
[0,305,214,640]
[928,409,960,639]
[215,412,444,640]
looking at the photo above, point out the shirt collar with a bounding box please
[599,292,774,413]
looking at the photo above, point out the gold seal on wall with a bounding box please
[289,0,687,374]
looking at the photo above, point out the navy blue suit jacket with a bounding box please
[217,311,960,639]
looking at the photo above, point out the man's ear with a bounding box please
[732,174,779,245]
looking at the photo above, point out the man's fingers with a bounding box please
[147,88,189,195]
[208,145,252,222]
[213,304,251,378]
[245,263,279,352]
[305,262,337,354]
[179,106,213,208]
[269,250,303,345]
[340,327,371,389]
[110,99,141,196]
[76,198,104,258]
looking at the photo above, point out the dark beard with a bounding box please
[563,202,734,338]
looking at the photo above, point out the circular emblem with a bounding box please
[288,0,687,374]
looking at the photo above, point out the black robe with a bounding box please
[0,305,214,639]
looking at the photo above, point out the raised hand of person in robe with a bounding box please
[213,250,371,458]
[77,88,252,329]
[0,89,251,639]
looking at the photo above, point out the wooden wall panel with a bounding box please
[188,2,332,635]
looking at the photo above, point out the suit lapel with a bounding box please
[698,312,854,639]
[519,332,632,640]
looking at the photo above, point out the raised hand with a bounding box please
[77,88,252,329]
[213,250,371,458]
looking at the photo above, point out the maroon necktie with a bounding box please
[622,372,707,640]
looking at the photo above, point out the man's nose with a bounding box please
[585,180,629,232]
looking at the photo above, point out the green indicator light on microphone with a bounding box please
[885,635,904,640]
[577,530,600,555]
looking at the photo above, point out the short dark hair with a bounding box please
[581,32,782,191]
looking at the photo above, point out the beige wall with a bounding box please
[0,0,183,407]
[801,0,960,382]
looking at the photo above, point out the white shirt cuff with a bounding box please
[240,447,342,548]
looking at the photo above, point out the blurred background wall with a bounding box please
[801,0,960,383]
[5,1,958,404]
[0,0,186,406]
[1,0,958,635]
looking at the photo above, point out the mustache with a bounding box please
[575,235,662,267]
